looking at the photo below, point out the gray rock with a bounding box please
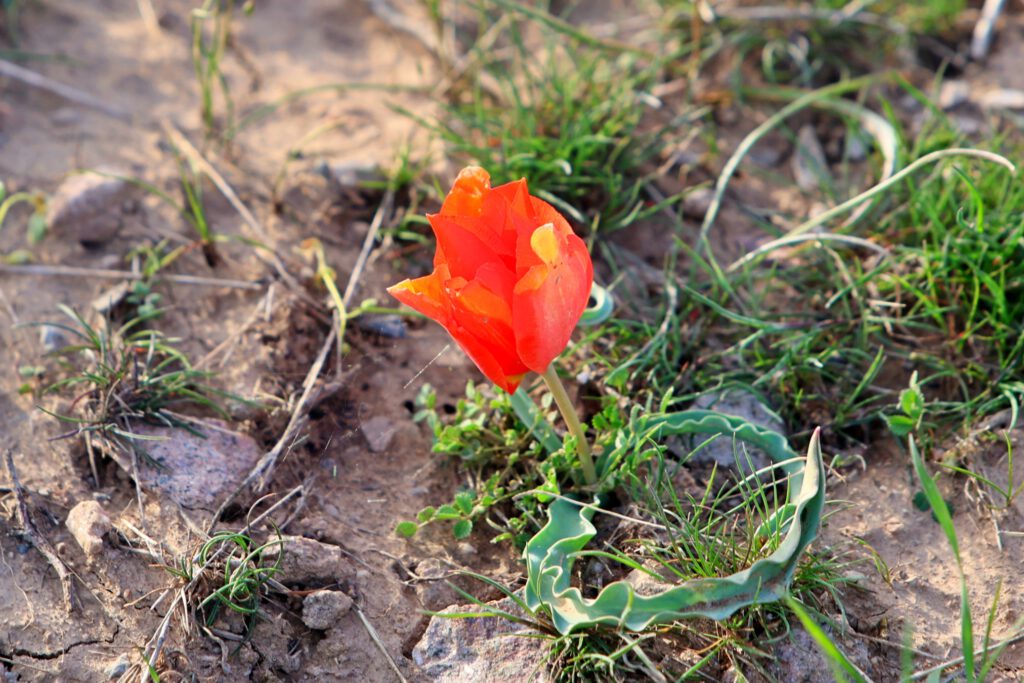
[106,655,130,679]
[413,596,552,682]
[938,80,970,110]
[414,558,456,611]
[65,500,111,558]
[318,160,379,188]
[685,388,785,475]
[301,589,353,630]
[792,125,830,193]
[47,169,132,247]
[682,186,714,219]
[979,89,1024,111]
[360,415,397,453]
[110,419,262,510]
[355,314,407,339]
[623,561,673,597]
[748,132,791,167]
[264,536,347,585]
[51,107,84,127]
[38,325,68,353]
[845,132,869,162]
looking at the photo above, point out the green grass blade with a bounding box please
[785,596,872,683]
[909,436,973,680]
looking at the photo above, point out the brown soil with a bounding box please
[2,2,1023,682]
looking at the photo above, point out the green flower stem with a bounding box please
[540,365,596,485]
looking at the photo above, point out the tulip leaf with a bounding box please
[523,411,825,634]
[578,283,614,327]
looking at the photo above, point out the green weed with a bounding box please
[0,180,47,262]
[31,305,236,472]
[164,528,284,640]
[401,5,682,234]
[191,0,254,140]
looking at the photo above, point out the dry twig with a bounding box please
[0,59,131,121]
[3,450,78,613]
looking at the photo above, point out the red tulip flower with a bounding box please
[388,166,594,393]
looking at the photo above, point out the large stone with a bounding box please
[65,500,112,558]
[113,419,262,510]
[46,169,133,247]
[413,596,552,682]
[684,388,785,475]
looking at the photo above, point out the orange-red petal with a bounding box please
[440,166,490,216]
[512,223,593,372]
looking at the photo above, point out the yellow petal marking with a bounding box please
[530,223,560,266]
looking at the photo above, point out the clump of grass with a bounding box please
[164,528,284,641]
[396,381,555,543]
[659,0,966,88]
[404,9,679,234]
[34,305,232,472]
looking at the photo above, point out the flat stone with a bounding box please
[685,388,785,475]
[113,419,262,510]
[65,500,111,558]
[263,536,347,585]
[360,415,397,453]
[46,169,132,247]
[413,596,552,682]
[301,590,353,630]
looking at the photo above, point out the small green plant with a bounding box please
[403,9,678,234]
[886,371,925,438]
[0,180,47,262]
[33,305,234,467]
[191,0,254,139]
[396,381,555,544]
[165,528,284,640]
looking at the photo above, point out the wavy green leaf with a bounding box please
[524,411,826,634]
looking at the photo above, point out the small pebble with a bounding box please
[355,314,407,339]
[938,80,970,110]
[681,187,713,219]
[302,590,353,630]
[106,655,129,679]
[51,107,84,127]
[39,325,69,353]
[792,125,830,192]
[360,416,397,453]
[65,500,112,558]
[46,168,132,248]
[979,89,1024,111]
